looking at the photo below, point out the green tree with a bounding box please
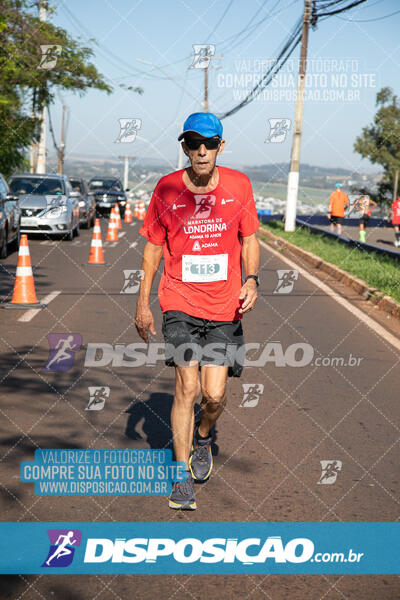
[354,87,400,205]
[0,0,142,177]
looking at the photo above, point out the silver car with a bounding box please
[8,174,80,240]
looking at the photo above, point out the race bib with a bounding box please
[182,254,228,282]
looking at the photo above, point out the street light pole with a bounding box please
[118,156,136,190]
[57,105,66,175]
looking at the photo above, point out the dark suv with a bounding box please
[0,173,20,259]
[88,177,127,218]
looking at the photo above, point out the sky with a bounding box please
[47,0,400,172]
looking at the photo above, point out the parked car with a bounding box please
[69,177,95,228]
[8,173,80,241]
[0,173,21,259]
[88,177,127,218]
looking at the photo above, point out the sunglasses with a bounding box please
[183,137,221,150]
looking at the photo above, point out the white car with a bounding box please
[8,174,80,240]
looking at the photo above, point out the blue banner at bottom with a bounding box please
[0,522,398,574]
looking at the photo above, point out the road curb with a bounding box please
[258,228,400,320]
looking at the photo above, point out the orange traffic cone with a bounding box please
[86,219,106,265]
[114,203,122,229]
[138,200,146,221]
[124,202,133,223]
[134,201,140,219]
[106,207,118,242]
[4,235,46,309]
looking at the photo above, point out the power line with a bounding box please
[205,0,235,42]
[218,17,303,118]
[334,7,400,22]
[60,4,171,81]
[218,0,299,54]
[218,0,368,119]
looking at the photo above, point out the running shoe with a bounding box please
[189,426,213,481]
[168,472,196,510]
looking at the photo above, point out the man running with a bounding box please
[390,194,400,248]
[328,183,349,236]
[45,531,77,566]
[353,194,377,242]
[135,112,260,510]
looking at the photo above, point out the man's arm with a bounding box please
[135,241,164,342]
[238,233,260,314]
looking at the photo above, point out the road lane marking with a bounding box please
[119,231,126,238]
[260,239,400,352]
[130,241,138,248]
[17,290,61,323]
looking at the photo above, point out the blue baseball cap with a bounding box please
[178,112,223,141]
[335,182,343,188]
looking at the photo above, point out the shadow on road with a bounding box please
[124,393,219,458]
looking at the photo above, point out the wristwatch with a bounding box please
[245,275,259,287]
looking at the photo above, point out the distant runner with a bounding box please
[135,112,260,510]
[328,183,349,236]
[353,194,377,242]
[390,194,400,248]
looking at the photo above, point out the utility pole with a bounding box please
[36,0,47,174]
[284,0,312,231]
[57,105,67,174]
[204,66,209,112]
[393,168,399,202]
[202,60,222,112]
[118,156,136,190]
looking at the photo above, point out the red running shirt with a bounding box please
[139,167,259,321]
[392,199,400,224]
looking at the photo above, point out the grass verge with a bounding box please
[261,221,400,304]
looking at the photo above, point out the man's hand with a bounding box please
[238,279,258,314]
[135,304,156,343]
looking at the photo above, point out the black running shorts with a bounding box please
[330,215,343,224]
[161,310,245,377]
[359,214,370,226]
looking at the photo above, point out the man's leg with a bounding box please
[189,365,228,482]
[169,363,200,510]
[198,365,229,437]
[171,364,200,469]
[360,220,366,242]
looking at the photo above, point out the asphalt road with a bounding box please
[0,218,399,599]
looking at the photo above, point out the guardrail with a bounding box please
[296,218,400,262]
[257,212,400,262]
